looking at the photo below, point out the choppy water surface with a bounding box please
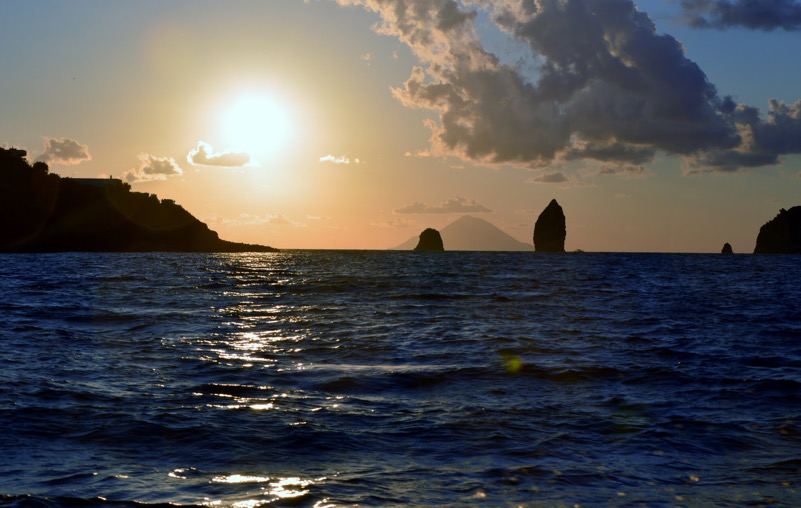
[1,251,800,507]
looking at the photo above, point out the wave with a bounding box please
[0,495,189,508]
[3,251,801,506]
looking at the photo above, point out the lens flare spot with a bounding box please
[503,355,524,374]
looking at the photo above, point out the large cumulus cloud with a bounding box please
[337,0,801,172]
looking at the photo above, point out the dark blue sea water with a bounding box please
[1,251,800,507]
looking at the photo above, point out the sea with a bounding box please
[1,251,800,507]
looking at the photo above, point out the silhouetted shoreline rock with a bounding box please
[414,228,444,252]
[721,242,733,254]
[0,147,277,253]
[754,206,801,254]
[533,199,566,252]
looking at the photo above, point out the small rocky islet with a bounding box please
[413,228,444,252]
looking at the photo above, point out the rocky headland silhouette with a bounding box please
[0,147,276,252]
[533,199,566,252]
[721,242,733,254]
[754,206,801,254]
[414,228,444,251]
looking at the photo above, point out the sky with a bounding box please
[2,0,801,252]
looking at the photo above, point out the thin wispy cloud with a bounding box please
[209,213,299,227]
[123,153,182,183]
[319,154,361,164]
[529,172,568,184]
[371,218,416,228]
[337,0,801,173]
[596,164,646,177]
[394,196,492,214]
[35,137,91,165]
[679,0,801,31]
[267,214,295,226]
[187,141,250,167]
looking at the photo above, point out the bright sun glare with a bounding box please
[221,92,293,160]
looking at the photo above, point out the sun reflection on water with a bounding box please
[249,403,274,410]
[204,329,309,365]
[202,475,318,507]
[231,501,268,508]
[212,474,271,484]
[268,477,313,498]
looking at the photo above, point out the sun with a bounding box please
[220,92,294,160]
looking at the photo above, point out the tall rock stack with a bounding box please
[533,199,566,252]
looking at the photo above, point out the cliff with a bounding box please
[754,206,801,254]
[414,228,444,251]
[533,199,566,252]
[0,147,276,252]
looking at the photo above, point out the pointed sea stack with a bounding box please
[414,228,444,252]
[533,199,566,252]
[754,206,801,254]
[721,242,733,254]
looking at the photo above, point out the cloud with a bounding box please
[207,213,299,227]
[371,217,416,228]
[319,154,361,164]
[187,141,250,167]
[684,99,801,172]
[405,149,433,158]
[679,0,801,31]
[337,0,801,173]
[35,137,91,165]
[394,196,492,214]
[267,214,294,226]
[123,153,183,183]
[596,164,646,176]
[529,172,567,184]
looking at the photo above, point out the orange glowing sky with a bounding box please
[2,0,801,251]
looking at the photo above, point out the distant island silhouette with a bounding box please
[0,147,276,252]
[394,216,534,251]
